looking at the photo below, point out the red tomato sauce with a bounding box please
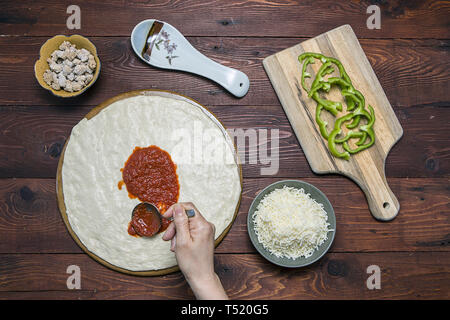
[128,204,162,237]
[120,145,179,237]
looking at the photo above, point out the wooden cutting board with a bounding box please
[263,24,403,221]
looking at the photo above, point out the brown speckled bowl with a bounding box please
[34,35,101,98]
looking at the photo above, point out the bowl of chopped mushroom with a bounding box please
[34,35,100,97]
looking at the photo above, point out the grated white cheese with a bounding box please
[252,186,333,259]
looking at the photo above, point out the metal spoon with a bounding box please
[130,19,250,98]
[131,202,195,237]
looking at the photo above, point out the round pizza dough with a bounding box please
[60,92,241,272]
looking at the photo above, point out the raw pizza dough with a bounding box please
[61,94,241,271]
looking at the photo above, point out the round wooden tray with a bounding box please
[56,89,243,276]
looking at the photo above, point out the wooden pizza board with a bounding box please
[56,89,242,276]
[263,24,403,221]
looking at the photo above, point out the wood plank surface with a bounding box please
[0,177,448,254]
[0,0,448,301]
[1,0,449,39]
[0,103,447,179]
[0,37,448,107]
[0,252,448,299]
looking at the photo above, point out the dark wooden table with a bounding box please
[0,0,448,300]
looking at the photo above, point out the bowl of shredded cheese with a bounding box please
[247,180,335,268]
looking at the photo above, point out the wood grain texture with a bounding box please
[0,252,448,299]
[1,0,449,39]
[264,25,404,221]
[0,0,449,300]
[0,104,448,179]
[0,37,448,107]
[1,177,448,255]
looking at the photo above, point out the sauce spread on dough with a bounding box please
[120,145,179,237]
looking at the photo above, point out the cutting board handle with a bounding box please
[357,169,400,221]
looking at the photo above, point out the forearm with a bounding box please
[187,273,228,300]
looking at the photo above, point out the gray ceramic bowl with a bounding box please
[247,180,336,268]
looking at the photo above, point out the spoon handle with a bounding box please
[167,209,196,221]
[183,52,250,98]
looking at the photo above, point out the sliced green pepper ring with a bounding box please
[343,106,375,153]
[298,53,352,84]
[312,92,342,116]
[343,128,375,154]
[327,113,357,160]
[335,130,365,144]
[298,52,376,160]
[309,61,333,97]
[316,103,330,139]
[300,56,316,91]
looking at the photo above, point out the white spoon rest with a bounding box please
[131,19,250,98]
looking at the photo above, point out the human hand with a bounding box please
[162,202,228,300]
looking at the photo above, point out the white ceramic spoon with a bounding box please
[131,19,250,98]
